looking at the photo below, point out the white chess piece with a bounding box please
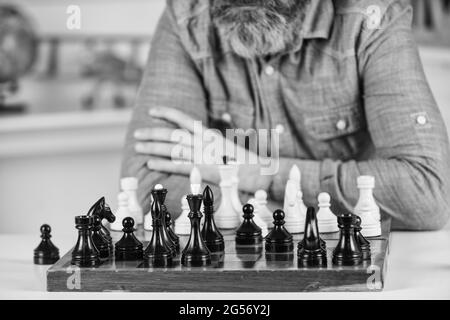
[283,165,307,233]
[215,164,241,229]
[174,167,202,233]
[110,192,132,231]
[143,194,153,231]
[354,176,381,237]
[254,190,274,226]
[190,166,202,194]
[317,192,339,233]
[284,188,306,233]
[120,177,143,225]
[247,198,269,237]
[283,165,301,213]
[175,196,191,235]
[228,160,243,214]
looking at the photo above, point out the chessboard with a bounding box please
[46,218,391,292]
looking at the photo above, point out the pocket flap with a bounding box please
[304,102,365,140]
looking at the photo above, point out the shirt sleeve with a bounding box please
[270,1,450,230]
[121,4,209,215]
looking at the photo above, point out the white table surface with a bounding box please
[1,221,450,300]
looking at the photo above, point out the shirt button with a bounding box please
[221,112,232,123]
[275,124,285,134]
[336,119,347,131]
[416,115,427,125]
[265,65,275,76]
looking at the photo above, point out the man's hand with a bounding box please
[133,106,273,193]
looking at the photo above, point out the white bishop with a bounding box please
[283,165,307,233]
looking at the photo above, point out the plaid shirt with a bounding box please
[122,0,450,230]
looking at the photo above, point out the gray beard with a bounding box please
[211,0,311,59]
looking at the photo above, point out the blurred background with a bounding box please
[0,0,449,235]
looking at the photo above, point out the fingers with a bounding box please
[147,159,193,176]
[134,127,178,142]
[147,159,221,185]
[149,106,204,133]
[135,141,192,160]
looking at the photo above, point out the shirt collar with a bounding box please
[301,0,335,40]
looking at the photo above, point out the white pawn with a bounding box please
[120,177,143,225]
[110,192,132,231]
[228,160,243,215]
[247,198,269,237]
[354,176,381,237]
[284,187,306,234]
[317,192,339,233]
[143,194,153,231]
[215,163,241,229]
[254,190,274,226]
[175,196,191,235]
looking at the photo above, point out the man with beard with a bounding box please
[121,0,450,230]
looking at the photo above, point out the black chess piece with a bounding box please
[201,185,225,252]
[354,215,371,261]
[182,194,211,267]
[165,208,180,253]
[143,199,173,267]
[297,207,327,267]
[92,215,111,259]
[87,197,115,245]
[235,204,263,245]
[265,209,294,253]
[332,213,363,266]
[151,188,177,256]
[71,215,101,267]
[115,217,144,261]
[33,224,60,265]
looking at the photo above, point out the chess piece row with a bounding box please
[111,161,381,241]
[67,184,223,268]
[233,202,372,267]
[280,166,381,237]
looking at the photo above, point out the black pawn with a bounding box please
[236,204,263,245]
[92,215,111,259]
[151,188,177,256]
[71,215,100,267]
[265,210,294,253]
[182,194,211,267]
[201,185,225,252]
[332,213,363,266]
[143,200,173,267]
[355,215,371,261]
[297,207,327,267]
[34,224,60,265]
[115,217,143,261]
